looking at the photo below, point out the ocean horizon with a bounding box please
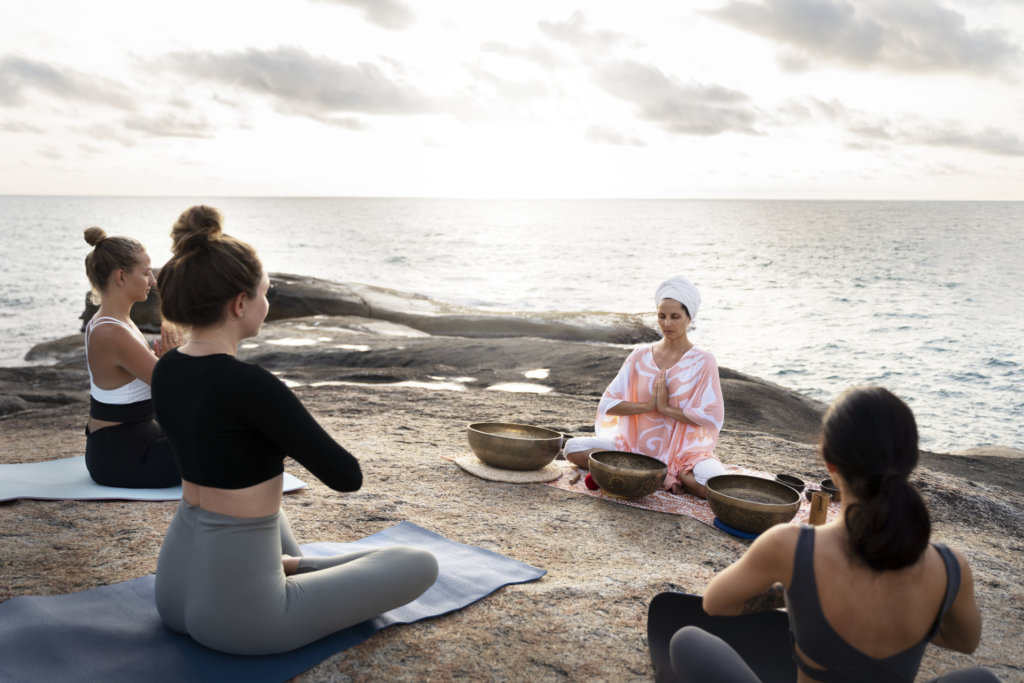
[2,196,1021,453]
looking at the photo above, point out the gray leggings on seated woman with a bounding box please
[155,500,438,656]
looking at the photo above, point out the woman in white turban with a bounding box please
[564,277,726,498]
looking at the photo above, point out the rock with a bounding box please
[0,394,29,416]
[951,446,1024,459]
[1,343,1021,680]
[78,273,660,344]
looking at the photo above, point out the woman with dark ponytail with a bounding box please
[668,386,996,682]
[81,227,183,487]
[151,205,437,655]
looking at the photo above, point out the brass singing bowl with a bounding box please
[467,422,563,471]
[588,451,667,499]
[706,474,801,534]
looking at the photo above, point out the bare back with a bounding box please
[801,524,949,662]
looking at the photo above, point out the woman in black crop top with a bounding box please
[150,205,437,655]
[668,387,997,682]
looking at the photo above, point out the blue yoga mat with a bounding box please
[0,521,545,682]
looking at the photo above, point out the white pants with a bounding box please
[563,436,725,485]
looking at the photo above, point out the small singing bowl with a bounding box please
[706,474,802,534]
[819,478,840,502]
[774,473,807,496]
[588,451,667,499]
[466,422,563,471]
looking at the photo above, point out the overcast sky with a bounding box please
[2,0,1022,198]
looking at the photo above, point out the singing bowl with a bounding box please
[466,422,563,471]
[775,473,807,496]
[819,478,840,501]
[706,474,802,534]
[588,451,667,499]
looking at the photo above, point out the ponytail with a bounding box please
[821,387,930,571]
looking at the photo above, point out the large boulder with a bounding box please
[80,273,659,345]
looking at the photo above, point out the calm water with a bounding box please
[1,196,1021,452]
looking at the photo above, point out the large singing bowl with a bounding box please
[706,474,801,534]
[467,422,563,471]
[589,451,667,499]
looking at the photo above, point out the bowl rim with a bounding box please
[819,477,839,491]
[466,422,563,441]
[705,474,801,509]
[589,450,668,472]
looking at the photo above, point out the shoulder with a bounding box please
[933,543,973,581]
[744,524,801,574]
[689,347,717,364]
[88,320,136,345]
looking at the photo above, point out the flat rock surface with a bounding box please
[2,316,1021,682]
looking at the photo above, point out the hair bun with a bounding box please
[84,226,108,247]
[171,205,224,255]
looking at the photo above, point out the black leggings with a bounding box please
[84,419,179,488]
[669,627,1001,682]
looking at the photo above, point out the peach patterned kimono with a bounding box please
[596,345,724,488]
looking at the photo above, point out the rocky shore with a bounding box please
[1,276,1021,681]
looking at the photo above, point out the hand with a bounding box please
[156,321,187,357]
[654,372,670,412]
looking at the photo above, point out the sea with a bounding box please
[1,196,1021,453]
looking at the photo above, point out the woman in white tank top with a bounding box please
[82,226,184,488]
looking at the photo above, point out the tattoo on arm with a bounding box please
[740,583,785,614]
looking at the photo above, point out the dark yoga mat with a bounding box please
[0,521,545,682]
[647,591,795,683]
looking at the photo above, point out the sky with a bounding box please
[1,0,1023,199]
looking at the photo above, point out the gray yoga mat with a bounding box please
[0,455,305,501]
[0,521,546,682]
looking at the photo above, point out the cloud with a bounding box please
[124,111,215,138]
[0,119,43,133]
[538,10,628,51]
[481,41,559,71]
[313,0,414,30]
[710,0,1021,75]
[0,55,134,108]
[794,96,1024,156]
[585,125,647,146]
[164,47,431,119]
[915,125,1024,156]
[79,123,138,147]
[594,60,758,136]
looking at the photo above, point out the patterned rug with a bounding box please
[444,454,839,534]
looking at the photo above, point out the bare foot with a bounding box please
[282,554,300,575]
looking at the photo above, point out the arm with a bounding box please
[597,349,656,421]
[654,373,698,426]
[703,524,796,616]
[90,323,160,384]
[931,548,983,653]
[657,354,724,432]
[606,398,656,416]
[243,364,363,492]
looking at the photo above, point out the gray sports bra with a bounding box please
[786,525,960,683]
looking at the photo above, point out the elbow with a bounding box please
[701,595,734,617]
[328,467,362,493]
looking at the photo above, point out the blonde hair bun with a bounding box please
[83,226,108,246]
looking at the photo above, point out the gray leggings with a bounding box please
[155,500,438,655]
[669,627,1000,683]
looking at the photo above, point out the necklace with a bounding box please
[187,339,235,355]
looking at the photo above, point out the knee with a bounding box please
[394,547,439,586]
[669,626,707,680]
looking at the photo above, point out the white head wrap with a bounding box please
[655,276,700,320]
